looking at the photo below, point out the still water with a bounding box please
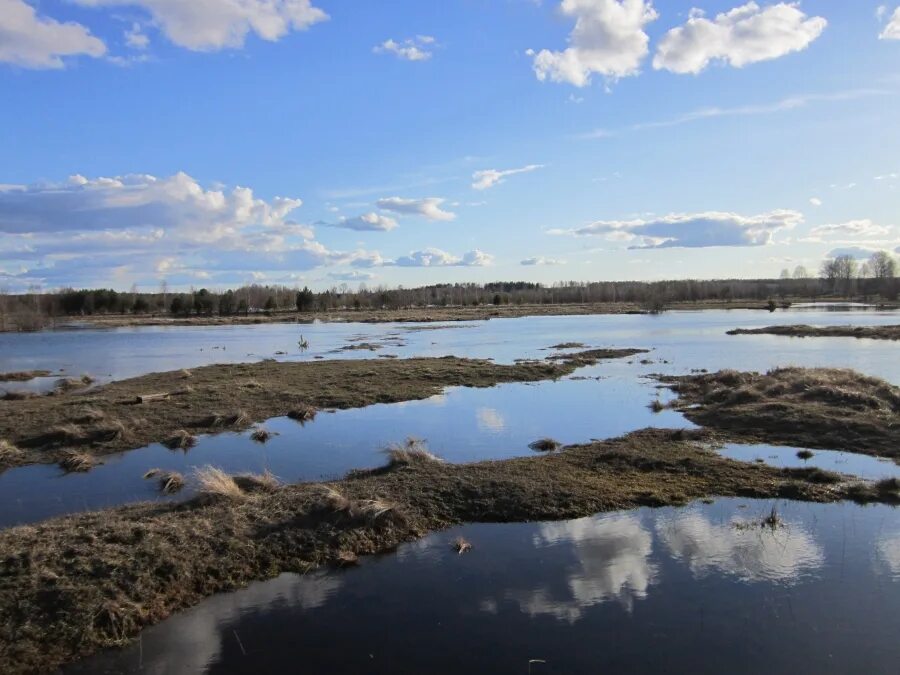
[1,308,898,527]
[68,498,900,674]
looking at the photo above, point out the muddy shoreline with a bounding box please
[659,368,900,459]
[1,427,889,674]
[728,324,900,340]
[0,349,646,471]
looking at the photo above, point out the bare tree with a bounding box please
[868,251,896,279]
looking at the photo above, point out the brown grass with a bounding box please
[162,430,197,451]
[144,469,185,494]
[233,470,281,493]
[1,390,40,401]
[0,427,894,674]
[54,375,95,392]
[193,466,245,501]
[0,370,52,382]
[287,404,317,423]
[58,451,96,473]
[383,438,443,466]
[0,440,22,462]
[529,438,562,452]
[728,324,900,341]
[454,536,473,554]
[250,428,274,443]
[660,367,900,459]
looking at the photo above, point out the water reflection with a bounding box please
[655,508,824,582]
[475,407,505,433]
[68,499,900,675]
[503,514,657,620]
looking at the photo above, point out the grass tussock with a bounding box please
[144,469,185,494]
[0,439,23,462]
[59,450,96,473]
[383,438,443,467]
[548,342,586,349]
[316,485,403,525]
[454,536,473,555]
[193,466,245,501]
[202,410,251,429]
[1,390,40,401]
[54,375,95,392]
[661,367,900,458]
[287,404,317,423]
[233,470,281,493]
[648,399,666,413]
[529,438,562,452]
[796,449,815,460]
[250,427,274,443]
[162,430,197,451]
[179,369,192,379]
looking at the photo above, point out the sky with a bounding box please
[0,0,898,292]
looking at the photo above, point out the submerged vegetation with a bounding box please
[660,367,900,459]
[0,350,636,471]
[0,426,889,673]
[728,324,900,340]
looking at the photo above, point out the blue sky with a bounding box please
[0,0,898,291]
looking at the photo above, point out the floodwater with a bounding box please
[1,308,898,527]
[4,308,900,673]
[68,498,900,675]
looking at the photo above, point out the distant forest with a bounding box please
[0,252,896,330]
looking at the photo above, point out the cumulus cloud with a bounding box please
[0,172,399,289]
[880,7,900,39]
[74,0,328,51]
[323,212,398,232]
[653,2,827,75]
[530,0,658,87]
[375,197,456,221]
[809,197,822,207]
[521,256,566,265]
[393,248,493,267]
[0,0,107,69]
[472,164,543,190]
[373,36,435,61]
[808,219,893,240]
[124,22,150,50]
[825,246,883,260]
[550,209,802,248]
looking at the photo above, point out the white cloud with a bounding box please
[326,270,376,282]
[375,197,456,221]
[0,0,106,69]
[578,89,885,139]
[656,508,823,582]
[125,22,150,50]
[472,164,543,190]
[325,212,398,232]
[825,246,884,260]
[476,407,506,432]
[530,0,659,87]
[393,248,493,267]
[880,7,900,39]
[521,256,566,265]
[653,2,827,75]
[809,197,822,207]
[74,0,328,51]
[373,36,434,61]
[809,219,893,240]
[550,209,802,248]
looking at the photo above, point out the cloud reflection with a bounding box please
[655,509,824,583]
[494,514,658,622]
[476,407,506,432]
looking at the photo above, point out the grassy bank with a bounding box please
[0,427,889,673]
[727,324,900,340]
[659,368,900,459]
[0,348,645,471]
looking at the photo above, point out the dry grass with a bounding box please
[529,438,562,452]
[287,404,317,423]
[144,469,185,494]
[648,399,666,413]
[1,390,40,401]
[58,450,96,473]
[54,375,95,392]
[76,407,106,424]
[728,324,900,341]
[383,438,443,467]
[0,440,22,462]
[661,367,900,458]
[0,370,52,382]
[250,427,274,443]
[193,466,245,501]
[233,470,281,493]
[202,410,251,429]
[316,484,402,524]
[179,369,192,379]
[454,536,473,554]
[162,430,197,451]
